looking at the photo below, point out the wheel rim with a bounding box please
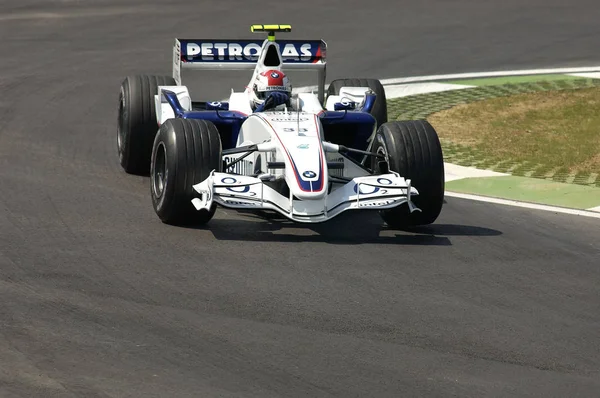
[152,142,167,198]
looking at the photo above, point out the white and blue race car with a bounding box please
[116,25,445,228]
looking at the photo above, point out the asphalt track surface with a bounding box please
[1,1,600,397]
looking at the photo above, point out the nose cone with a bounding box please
[290,164,329,200]
[283,141,329,200]
[258,111,328,200]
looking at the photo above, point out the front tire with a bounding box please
[150,119,222,225]
[117,75,176,175]
[372,120,445,228]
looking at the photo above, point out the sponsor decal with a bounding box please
[271,117,309,122]
[302,170,317,179]
[270,71,280,78]
[359,199,398,207]
[207,101,228,110]
[297,143,309,149]
[223,156,253,175]
[224,200,257,206]
[226,185,251,193]
[263,86,286,91]
[377,178,393,185]
[354,184,380,195]
[283,127,308,133]
[180,40,324,63]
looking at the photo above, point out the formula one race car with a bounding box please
[116,25,445,228]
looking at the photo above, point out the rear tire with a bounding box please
[327,78,387,128]
[117,75,176,175]
[150,119,222,225]
[371,120,445,228]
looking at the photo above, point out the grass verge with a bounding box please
[428,87,600,175]
[387,78,600,187]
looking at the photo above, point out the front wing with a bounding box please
[191,171,421,223]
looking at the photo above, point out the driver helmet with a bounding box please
[250,69,292,107]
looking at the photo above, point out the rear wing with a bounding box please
[172,37,327,101]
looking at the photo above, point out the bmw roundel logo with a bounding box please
[270,71,280,78]
[302,170,317,178]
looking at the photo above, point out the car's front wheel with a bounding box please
[150,118,222,225]
[371,120,445,228]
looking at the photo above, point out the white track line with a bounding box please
[445,192,600,219]
[383,82,473,98]
[379,66,600,86]
[568,72,600,79]
[444,163,509,182]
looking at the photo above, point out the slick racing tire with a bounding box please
[150,119,222,225]
[327,78,387,128]
[117,75,176,175]
[372,120,444,228]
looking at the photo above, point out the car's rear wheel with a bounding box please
[150,118,222,225]
[327,78,387,128]
[117,74,176,175]
[371,120,445,228]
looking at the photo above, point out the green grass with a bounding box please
[386,78,600,187]
[446,175,600,209]
[428,87,600,175]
